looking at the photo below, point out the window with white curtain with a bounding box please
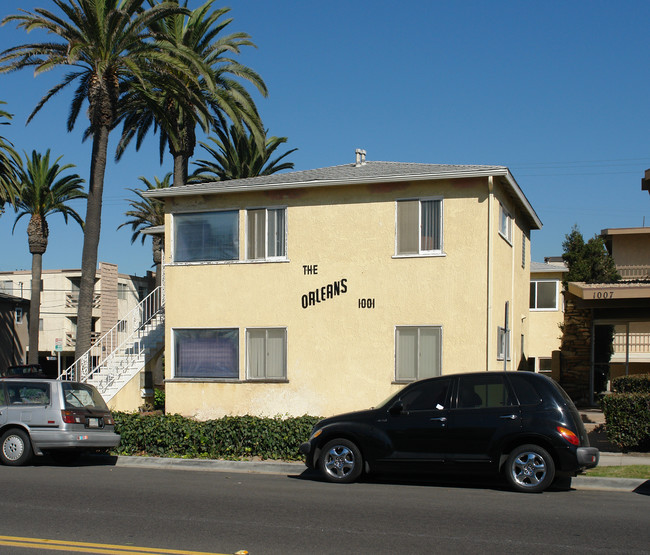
[247,208,286,260]
[173,328,239,378]
[395,326,442,382]
[246,328,287,380]
[173,211,239,262]
[396,199,442,256]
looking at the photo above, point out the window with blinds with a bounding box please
[396,199,442,255]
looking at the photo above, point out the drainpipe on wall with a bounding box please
[486,176,494,371]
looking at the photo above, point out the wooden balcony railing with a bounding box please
[616,265,650,280]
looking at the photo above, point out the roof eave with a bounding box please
[143,167,508,199]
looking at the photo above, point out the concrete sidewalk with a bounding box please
[110,453,650,494]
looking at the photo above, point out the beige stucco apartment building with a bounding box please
[527,259,567,373]
[148,154,542,418]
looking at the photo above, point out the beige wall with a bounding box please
[163,177,532,418]
[528,270,565,369]
[611,232,650,267]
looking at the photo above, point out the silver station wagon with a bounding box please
[0,377,120,465]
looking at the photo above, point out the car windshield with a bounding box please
[62,383,109,410]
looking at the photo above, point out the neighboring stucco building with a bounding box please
[0,263,153,376]
[528,259,567,373]
[559,226,650,404]
[147,153,542,418]
[0,291,29,372]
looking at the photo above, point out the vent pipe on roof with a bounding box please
[355,148,367,167]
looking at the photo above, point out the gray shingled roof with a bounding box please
[531,261,568,273]
[144,160,542,229]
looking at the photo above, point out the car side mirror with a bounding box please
[389,401,404,416]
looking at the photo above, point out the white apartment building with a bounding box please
[0,262,153,376]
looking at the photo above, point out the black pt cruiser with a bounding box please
[300,372,599,492]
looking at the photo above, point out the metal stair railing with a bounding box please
[60,286,164,385]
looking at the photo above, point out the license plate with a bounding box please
[87,418,100,428]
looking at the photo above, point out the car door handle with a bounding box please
[430,417,447,422]
[500,414,518,420]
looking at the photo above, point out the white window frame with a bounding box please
[172,209,240,264]
[498,202,513,244]
[395,197,444,257]
[395,326,443,382]
[117,282,129,301]
[497,326,511,361]
[530,279,559,311]
[246,327,287,380]
[15,307,23,324]
[246,207,287,261]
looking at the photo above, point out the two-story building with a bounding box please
[0,263,153,376]
[147,152,542,418]
[527,258,567,374]
[0,291,29,371]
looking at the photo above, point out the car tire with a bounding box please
[318,438,363,483]
[505,444,555,493]
[1,428,33,466]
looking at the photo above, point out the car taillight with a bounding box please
[61,410,84,424]
[104,414,114,426]
[557,426,580,446]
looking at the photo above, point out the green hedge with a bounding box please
[611,374,650,394]
[112,412,321,461]
[601,393,650,452]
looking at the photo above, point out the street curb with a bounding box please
[571,476,649,493]
[111,455,649,493]
[113,455,304,476]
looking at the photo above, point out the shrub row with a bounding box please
[112,412,321,461]
[601,393,650,452]
[611,373,650,394]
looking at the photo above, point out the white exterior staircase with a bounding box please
[60,287,165,403]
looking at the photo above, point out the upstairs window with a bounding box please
[118,283,129,300]
[174,211,239,263]
[499,202,512,243]
[396,199,443,255]
[247,208,287,260]
[530,280,559,310]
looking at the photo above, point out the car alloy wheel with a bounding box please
[506,444,555,493]
[319,439,363,483]
[1,429,33,466]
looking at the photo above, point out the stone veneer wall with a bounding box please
[559,291,592,403]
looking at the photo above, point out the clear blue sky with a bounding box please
[1,0,649,277]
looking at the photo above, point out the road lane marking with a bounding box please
[0,535,233,555]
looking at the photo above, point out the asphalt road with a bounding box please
[0,460,648,555]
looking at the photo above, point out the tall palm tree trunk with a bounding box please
[75,125,109,366]
[173,153,187,188]
[28,251,43,365]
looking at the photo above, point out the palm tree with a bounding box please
[0,101,19,215]
[12,150,86,365]
[118,173,171,286]
[0,0,202,360]
[190,115,297,182]
[115,0,267,188]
